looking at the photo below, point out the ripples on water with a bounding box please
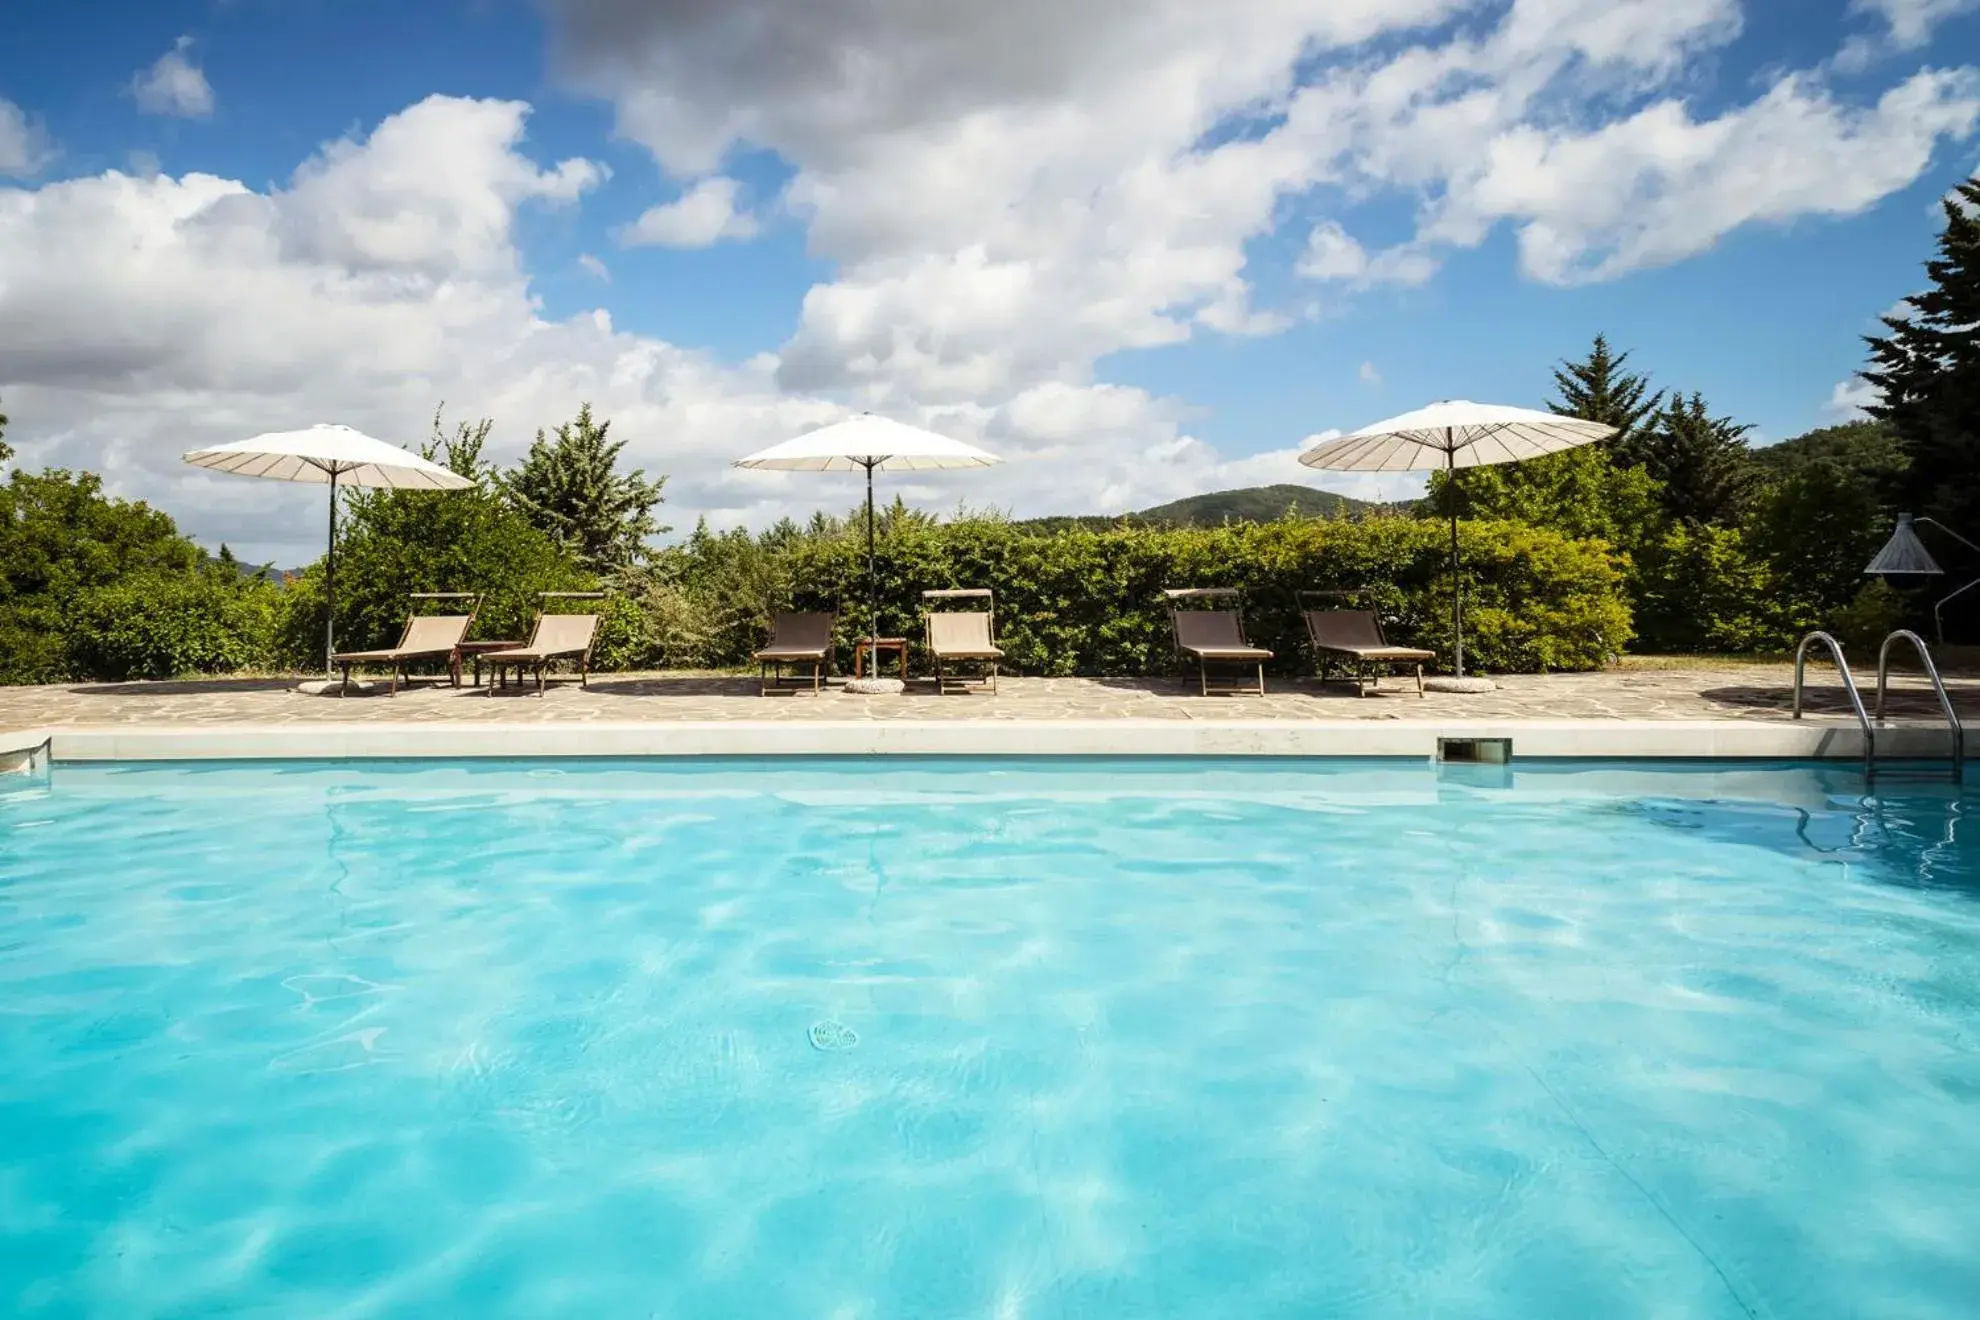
[2,758,1977,1318]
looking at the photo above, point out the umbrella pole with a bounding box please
[1447,437,1463,679]
[865,459,878,650]
[325,468,339,679]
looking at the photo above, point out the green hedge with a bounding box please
[773,516,1630,675]
[32,511,1631,682]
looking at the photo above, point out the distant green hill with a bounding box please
[1747,420,1905,477]
[1011,484,1380,534]
[1131,484,1373,526]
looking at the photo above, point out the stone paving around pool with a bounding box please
[1,662,1976,733]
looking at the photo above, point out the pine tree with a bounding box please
[1550,333,1664,462]
[1636,392,1757,525]
[1445,334,1666,551]
[502,403,667,574]
[1863,176,1980,529]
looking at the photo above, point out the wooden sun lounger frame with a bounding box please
[479,592,604,696]
[1165,588,1274,696]
[923,589,1003,694]
[1299,591,1435,697]
[755,611,836,695]
[332,592,481,695]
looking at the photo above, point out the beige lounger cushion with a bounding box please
[1173,610,1272,660]
[755,612,834,661]
[1305,610,1433,661]
[334,614,472,663]
[481,613,599,663]
[927,612,1003,659]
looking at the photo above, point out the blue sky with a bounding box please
[1,0,1977,560]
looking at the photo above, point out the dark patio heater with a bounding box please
[1865,513,1980,642]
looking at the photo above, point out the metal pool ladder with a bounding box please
[1793,632,1875,778]
[1794,630,1965,782]
[1876,629,1964,782]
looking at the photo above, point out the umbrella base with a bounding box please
[296,678,382,697]
[842,677,905,695]
[1423,676,1497,694]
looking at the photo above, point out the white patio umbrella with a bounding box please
[1298,401,1616,680]
[735,414,1002,654]
[184,424,474,687]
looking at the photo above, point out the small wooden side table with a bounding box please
[854,636,908,680]
[458,641,522,689]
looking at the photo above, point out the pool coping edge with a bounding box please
[9,719,1973,761]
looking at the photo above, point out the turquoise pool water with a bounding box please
[3,758,1978,1318]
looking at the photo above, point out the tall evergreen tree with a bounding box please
[1445,333,1665,551]
[1863,175,1980,529]
[1550,333,1664,462]
[1637,392,1757,525]
[502,402,668,574]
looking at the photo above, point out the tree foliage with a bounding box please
[282,411,590,667]
[0,469,238,683]
[1863,176,1980,529]
[502,402,666,574]
[1744,421,1907,622]
[0,396,10,468]
[1443,334,1666,559]
[1637,392,1758,525]
[1551,332,1664,457]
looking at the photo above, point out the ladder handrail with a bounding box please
[1876,629,1964,781]
[1794,631,1874,776]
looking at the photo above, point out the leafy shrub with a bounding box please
[1629,523,1802,654]
[1826,579,1910,653]
[67,571,281,681]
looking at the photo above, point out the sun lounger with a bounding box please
[1301,598,1434,697]
[331,593,479,695]
[923,589,1002,694]
[479,594,603,695]
[755,612,835,694]
[1165,588,1273,696]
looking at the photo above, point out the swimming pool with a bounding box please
[3,758,1976,1317]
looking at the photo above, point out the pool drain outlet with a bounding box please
[809,1021,859,1052]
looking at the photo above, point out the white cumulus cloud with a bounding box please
[0,98,55,175]
[0,95,1287,561]
[1297,223,1438,287]
[549,0,1980,402]
[617,176,760,247]
[131,36,215,119]
[1827,377,1879,419]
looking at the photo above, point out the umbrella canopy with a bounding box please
[1296,400,1616,472]
[735,415,1003,668]
[184,424,474,489]
[184,425,474,688]
[1298,400,1618,680]
[733,414,1001,473]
